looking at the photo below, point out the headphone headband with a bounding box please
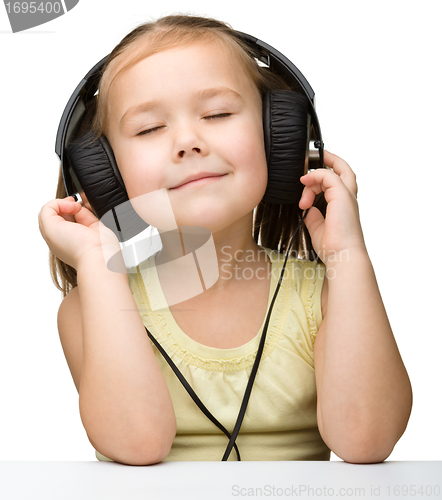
[55,31,323,197]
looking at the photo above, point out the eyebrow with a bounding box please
[119,87,243,130]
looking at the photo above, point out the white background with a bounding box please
[0,0,440,463]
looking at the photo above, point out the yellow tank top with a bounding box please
[96,246,330,462]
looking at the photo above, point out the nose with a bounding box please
[173,122,207,160]
[178,147,200,159]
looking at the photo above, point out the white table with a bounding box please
[0,461,441,499]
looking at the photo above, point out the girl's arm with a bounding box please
[77,251,176,465]
[40,198,176,465]
[300,152,412,464]
[314,252,412,463]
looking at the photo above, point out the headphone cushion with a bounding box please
[262,90,309,205]
[66,130,150,241]
[66,130,129,219]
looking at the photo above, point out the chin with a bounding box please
[174,205,230,233]
[174,214,221,233]
[170,187,263,231]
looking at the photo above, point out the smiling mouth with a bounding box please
[171,174,227,190]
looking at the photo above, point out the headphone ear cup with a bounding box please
[66,130,149,241]
[66,130,129,219]
[262,90,309,205]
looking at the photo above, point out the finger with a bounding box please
[73,205,100,228]
[59,197,80,221]
[299,168,348,209]
[58,198,83,222]
[302,158,356,197]
[62,213,76,223]
[39,197,81,223]
[299,183,320,210]
[323,150,358,197]
[38,198,82,239]
[303,205,324,236]
[300,167,338,191]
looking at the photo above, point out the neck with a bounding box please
[154,214,270,292]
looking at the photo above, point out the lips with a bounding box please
[170,172,227,189]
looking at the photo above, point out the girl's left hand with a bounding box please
[299,150,366,265]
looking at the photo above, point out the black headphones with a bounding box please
[55,31,324,242]
[55,30,323,461]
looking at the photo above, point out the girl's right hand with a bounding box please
[38,197,120,269]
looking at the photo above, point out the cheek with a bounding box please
[227,122,267,179]
[113,142,166,198]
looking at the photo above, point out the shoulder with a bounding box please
[263,248,326,300]
[57,287,83,392]
[58,286,81,324]
[287,255,326,298]
[284,257,327,347]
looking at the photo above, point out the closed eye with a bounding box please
[137,126,165,136]
[137,114,231,135]
[203,113,232,120]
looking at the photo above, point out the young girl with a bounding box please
[38,15,412,465]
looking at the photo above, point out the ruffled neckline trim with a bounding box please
[134,246,294,371]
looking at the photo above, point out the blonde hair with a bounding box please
[50,14,326,296]
[92,16,272,137]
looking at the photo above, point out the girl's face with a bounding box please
[106,40,268,235]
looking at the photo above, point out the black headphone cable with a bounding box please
[221,207,309,460]
[145,208,310,461]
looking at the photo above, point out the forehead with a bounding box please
[107,40,257,111]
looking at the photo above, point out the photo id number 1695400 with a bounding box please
[5,2,62,14]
